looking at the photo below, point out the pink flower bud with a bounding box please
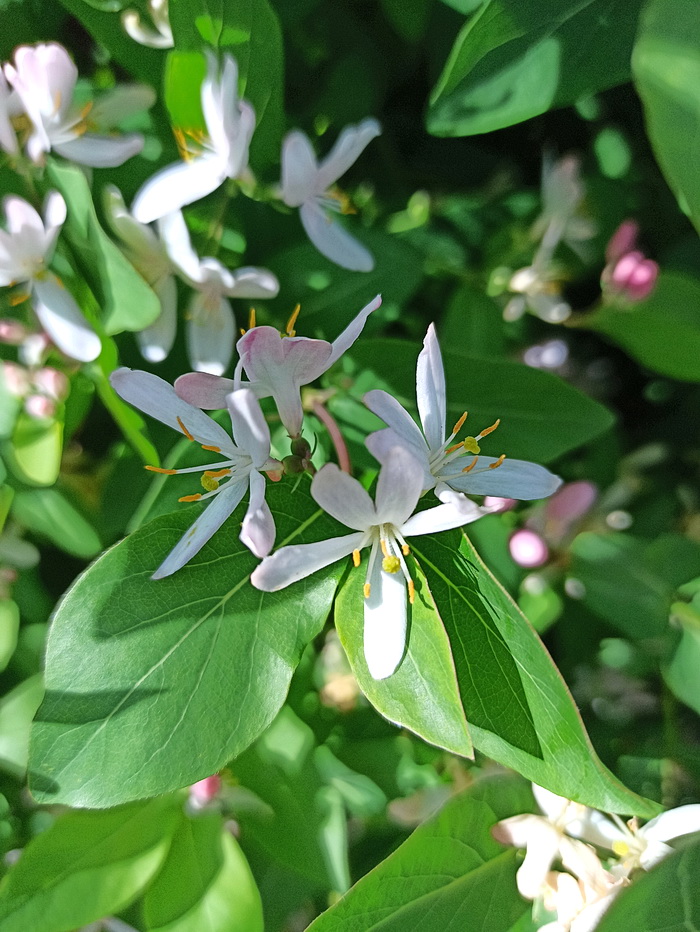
[24,394,56,419]
[189,775,221,808]
[605,220,639,264]
[545,481,598,524]
[508,529,549,568]
[0,319,28,345]
[2,361,30,397]
[483,496,517,513]
[33,367,69,400]
[611,253,659,302]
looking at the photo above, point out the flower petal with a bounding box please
[152,479,246,579]
[326,294,382,366]
[400,499,483,536]
[363,552,407,680]
[174,372,236,409]
[640,804,700,845]
[240,469,275,558]
[311,463,376,531]
[280,130,317,207]
[515,820,562,899]
[446,458,563,499]
[364,389,428,454]
[110,367,237,453]
[31,274,101,362]
[54,133,144,168]
[250,532,363,591]
[366,428,434,489]
[374,445,424,526]
[185,294,235,376]
[132,155,227,224]
[227,266,280,298]
[300,199,374,272]
[416,322,446,451]
[226,388,270,468]
[315,117,381,192]
[90,84,156,124]
[136,275,177,363]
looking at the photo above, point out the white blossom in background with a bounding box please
[110,369,282,576]
[279,118,380,271]
[540,870,623,932]
[0,193,101,361]
[0,71,22,156]
[5,43,149,166]
[504,261,573,324]
[252,445,485,680]
[122,0,174,48]
[174,294,382,438]
[132,52,255,223]
[365,323,562,510]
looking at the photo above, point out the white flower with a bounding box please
[132,53,255,223]
[251,445,485,680]
[279,119,380,271]
[174,294,382,438]
[504,262,572,324]
[5,43,147,167]
[364,323,562,510]
[0,193,101,362]
[540,870,623,932]
[531,154,596,262]
[0,71,22,156]
[110,369,282,576]
[122,0,174,48]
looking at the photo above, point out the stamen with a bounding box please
[204,468,231,479]
[286,303,301,337]
[9,292,30,306]
[452,411,468,435]
[477,418,501,439]
[382,555,401,573]
[363,582,371,598]
[463,436,480,455]
[408,579,415,604]
[179,493,202,502]
[145,465,177,474]
[249,307,256,330]
[380,539,389,558]
[201,444,221,452]
[402,544,410,556]
[462,456,479,473]
[352,549,361,567]
[176,416,195,441]
[445,441,463,455]
[489,454,506,469]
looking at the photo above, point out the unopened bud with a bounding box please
[33,367,69,400]
[282,454,306,475]
[2,361,30,397]
[189,775,221,809]
[291,436,312,460]
[0,319,28,345]
[24,394,56,419]
[508,529,549,568]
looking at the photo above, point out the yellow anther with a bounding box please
[179,493,202,502]
[205,468,231,479]
[462,456,479,473]
[330,189,356,215]
[408,579,415,604]
[286,303,301,337]
[478,418,501,439]
[452,411,468,435]
[249,307,256,330]
[176,416,195,441]
[402,543,410,556]
[612,840,630,857]
[352,549,361,567]
[54,90,62,113]
[382,555,401,574]
[380,539,389,558]
[446,442,463,455]
[489,454,506,470]
[9,291,30,306]
[201,475,219,492]
[463,436,481,455]
[145,465,177,475]
[201,444,221,453]
[363,582,371,598]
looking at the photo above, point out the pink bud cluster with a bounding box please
[601,220,658,304]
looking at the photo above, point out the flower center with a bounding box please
[429,411,507,481]
[353,523,415,605]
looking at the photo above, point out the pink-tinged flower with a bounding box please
[175,294,382,439]
[252,446,485,680]
[122,0,173,48]
[365,323,562,510]
[602,221,658,303]
[189,774,222,809]
[5,43,149,166]
[0,193,101,361]
[279,119,380,271]
[132,53,254,223]
[509,529,549,568]
[110,369,282,576]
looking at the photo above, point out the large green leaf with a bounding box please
[595,834,700,931]
[29,480,344,808]
[429,0,645,136]
[12,488,102,559]
[345,338,615,463]
[47,160,161,335]
[308,792,527,931]
[584,273,700,382]
[0,797,180,932]
[633,0,700,238]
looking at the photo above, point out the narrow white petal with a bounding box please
[226,388,270,468]
[240,470,275,558]
[400,500,483,537]
[157,209,202,282]
[54,133,144,168]
[42,190,66,233]
[110,368,237,453]
[152,481,246,579]
[559,836,610,890]
[364,389,428,453]
[366,428,434,489]
[374,446,424,526]
[4,195,44,237]
[640,804,700,845]
[186,294,235,376]
[136,276,177,363]
[32,275,101,362]
[416,322,446,451]
[446,458,563,499]
[315,118,381,192]
[227,266,280,298]
[533,785,572,820]
[515,821,561,899]
[567,810,624,850]
[300,200,374,272]
[363,555,407,680]
[492,813,542,850]
[174,372,236,409]
[280,130,317,207]
[327,294,381,366]
[132,156,227,224]
[311,463,376,531]
[250,532,363,591]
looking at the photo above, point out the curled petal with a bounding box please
[311,463,376,531]
[240,469,275,558]
[315,117,381,192]
[363,553,407,680]
[136,276,177,363]
[300,199,374,272]
[132,155,227,224]
[250,532,363,592]
[227,266,280,298]
[640,804,700,846]
[327,293,381,366]
[515,820,562,899]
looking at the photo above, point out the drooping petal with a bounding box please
[157,209,201,283]
[227,266,280,299]
[240,469,275,558]
[227,100,255,178]
[515,820,562,899]
[416,322,446,451]
[174,372,236,409]
[136,275,177,363]
[250,532,363,592]
[280,130,317,207]
[311,463,376,531]
[326,293,382,366]
[54,133,144,168]
[299,199,374,272]
[152,479,247,579]
[185,293,235,376]
[110,367,237,453]
[446,457,563,499]
[492,813,542,850]
[132,155,227,224]
[31,274,101,362]
[363,552,407,680]
[400,499,483,537]
[374,445,424,527]
[364,389,428,454]
[639,804,700,845]
[366,428,434,489]
[226,388,270,468]
[315,118,381,192]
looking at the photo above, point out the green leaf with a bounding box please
[633,0,700,237]
[346,338,615,463]
[12,489,102,559]
[0,675,43,779]
[0,797,181,932]
[429,0,645,136]
[595,834,700,931]
[584,273,700,382]
[144,812,263,932]
[0,365,20,440]
[29,480,345,807]
[46,160,161,335]
[6,412,63,487]
[308,792,527,931]
[665,619,700,716]
[0,600,19,672]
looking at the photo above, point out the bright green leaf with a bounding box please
[0,600,19,672]
[12,489,102,559]
[7,412,63,487]
[0,675,43,779]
